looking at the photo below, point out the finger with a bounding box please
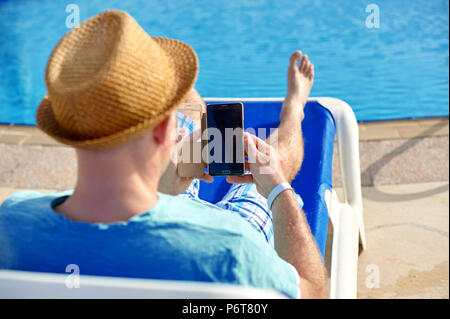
[257,152,272,166]
[245,132,271,155]
[199,173,214,183]
[245,133,266,164]
[226,174,254,184]
[243,132,260,161]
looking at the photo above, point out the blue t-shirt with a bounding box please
[0,191,300,298]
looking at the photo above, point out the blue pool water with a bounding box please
[0,0,448,124]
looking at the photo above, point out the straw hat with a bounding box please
[36,10,198,149]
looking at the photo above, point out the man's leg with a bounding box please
[216,51,314,246]
[266,51,314,182]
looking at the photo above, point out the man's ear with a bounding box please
[153,112,176,145]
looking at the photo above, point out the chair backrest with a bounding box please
[199,100,336,258]
[0,270,286,299]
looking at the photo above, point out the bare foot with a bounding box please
[283,50,314,117]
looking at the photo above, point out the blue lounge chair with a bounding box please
[0,97,366,299]
[199,98,335,258]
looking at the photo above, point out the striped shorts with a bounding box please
[176,112,303,247]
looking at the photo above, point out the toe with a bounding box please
[299,55,308,72]
[309,65,315,79]
[289,50,302,66]
[306,65,313,79]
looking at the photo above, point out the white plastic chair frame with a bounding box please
[0,97,365,299]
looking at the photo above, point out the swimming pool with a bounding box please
[0,0,448,124]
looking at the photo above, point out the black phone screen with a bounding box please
[206,103,244,176]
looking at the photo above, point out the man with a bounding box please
[0,10,327,298]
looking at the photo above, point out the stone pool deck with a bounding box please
[0,117,448,298]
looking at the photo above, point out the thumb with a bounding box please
[226,174,254,184]
[199,173,214,183]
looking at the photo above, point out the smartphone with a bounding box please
[206,102,245,176]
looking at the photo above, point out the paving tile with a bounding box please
[357,118,448,141]
[417,118,449,127]
[358,128,401,141]
[22,134,61,146]
[397,126,449,139]
[358,125,367,132]
[3,125,41,135]
[362,120,421,128]
[0,134,28,144]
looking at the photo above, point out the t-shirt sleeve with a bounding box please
[233,234,301,299]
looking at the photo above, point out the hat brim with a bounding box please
[36,37,198,150]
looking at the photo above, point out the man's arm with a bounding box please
[271,190,328,298]
[227,132,328,298]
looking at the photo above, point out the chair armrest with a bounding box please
[313,97,366,251]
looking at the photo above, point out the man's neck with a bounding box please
[54,154,161,224]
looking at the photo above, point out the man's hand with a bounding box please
[158,128,213,195]
[226,132,286,198]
